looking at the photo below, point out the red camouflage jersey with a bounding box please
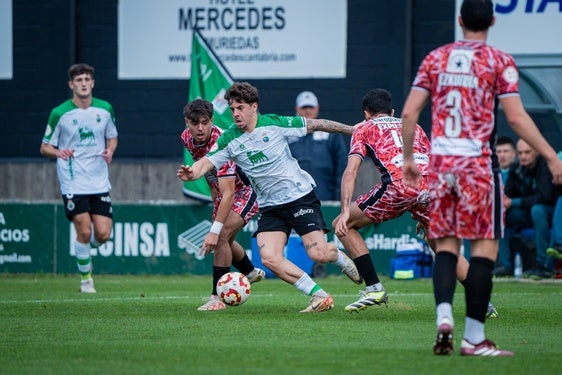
[180,125,251,197]
[412,40,519,173]
[350,116,431,183]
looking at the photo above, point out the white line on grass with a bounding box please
[2,290,561,304]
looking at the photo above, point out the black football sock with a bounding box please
[464,257,495,323]
[353,254,380,286]
[232,253,254,275]
[433,251,458,305]
[212,266,230,295]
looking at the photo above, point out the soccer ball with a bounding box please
[216,272,251,306]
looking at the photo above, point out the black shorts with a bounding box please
[62,193,113,221]
[254,191,329,237]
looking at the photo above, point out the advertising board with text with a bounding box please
[1,203,421,276]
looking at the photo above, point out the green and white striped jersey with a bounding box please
[207,114,315,208]
[42,98,118,195]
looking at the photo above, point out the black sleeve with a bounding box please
[504,163,519,198]
[537,157,558,206]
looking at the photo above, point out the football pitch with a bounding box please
[0,274,559,375]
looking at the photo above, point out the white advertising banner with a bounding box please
[118,0,347,79]
[0,0,13,79]
[455,0,562,55]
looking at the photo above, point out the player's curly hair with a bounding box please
[225,82,259,105]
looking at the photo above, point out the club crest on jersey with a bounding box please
[96,114,101,123]
[262,136,270,143]
[446,49,474,74]
[247,151,269,165]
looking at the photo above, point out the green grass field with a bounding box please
[0,274,560,375]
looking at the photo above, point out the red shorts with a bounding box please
[356,178,429,228]
[428,170,503,240]
[212,186,258,223]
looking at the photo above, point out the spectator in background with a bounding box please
[546,197,562,261]
[545,150,562,264]
[288,91,349,201]
[496,136,517,185]
[493,136,518,276]
[503,139,558,279]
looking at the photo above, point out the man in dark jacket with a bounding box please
[288,91,349,201]
[501,139,559,279]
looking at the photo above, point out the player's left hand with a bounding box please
[333,212,350,238]
[200,232,219,256]
[177,165,194,181]
[402,159,421,188]
[102,148,113,164]
[547,157,562,185]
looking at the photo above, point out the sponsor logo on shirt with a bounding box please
[438,73,478,89]
[247,151,269,165]
[100,195,112,203]
[79,127,95,141]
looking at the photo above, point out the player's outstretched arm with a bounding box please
[177,157,215,181]
[306,119,355,135]
[200,176,236,256]
[401,89,429,188]
[334,155,361,238]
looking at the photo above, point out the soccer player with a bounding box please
[401,0,562,356]
[40,63,118,293]
[180,99,265,311]
[177,82,362,313]
[332,88,497,319]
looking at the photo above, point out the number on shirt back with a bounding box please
[391,129,403,148]
[445,89,462,138]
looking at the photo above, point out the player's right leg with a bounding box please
[71,212,97,293]
[432,245,459,355]
[257,229,334,313]
[460,239,513,355]
[333,198,394,312]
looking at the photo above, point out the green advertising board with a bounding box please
[1,202,421,277]
[0,203,57,273]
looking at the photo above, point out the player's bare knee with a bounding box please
[260,255,280,273]
[96,231,111,244]
[305,245,331,263]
